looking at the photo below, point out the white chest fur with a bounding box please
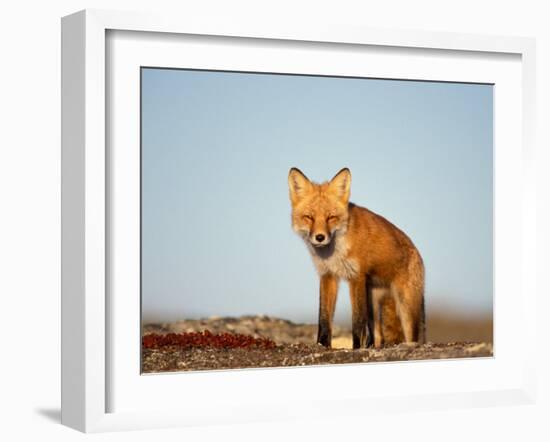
[306,235,359,280]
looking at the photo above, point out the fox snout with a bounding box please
[292,220,333,247]
[311,231,331,247]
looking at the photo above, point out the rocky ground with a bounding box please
[142,315,493,373]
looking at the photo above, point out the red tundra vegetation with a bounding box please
[142,330,276,350]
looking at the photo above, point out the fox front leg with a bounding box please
[349,275,373,349]
[317,273,339,347]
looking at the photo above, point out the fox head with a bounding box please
[288,167,351,248]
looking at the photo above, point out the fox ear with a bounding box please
[288,168,312,204]
[329,168,351,202]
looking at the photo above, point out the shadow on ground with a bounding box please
[35,408,61,423]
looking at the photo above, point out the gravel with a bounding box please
[142,315,493,373]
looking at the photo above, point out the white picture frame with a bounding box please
[61,9,537,433]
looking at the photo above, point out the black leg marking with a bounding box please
[365,280,375,348]
[317,320,332,347]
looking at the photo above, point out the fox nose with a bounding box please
[315,234,325,242]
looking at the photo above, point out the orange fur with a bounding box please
[288,167,425,349]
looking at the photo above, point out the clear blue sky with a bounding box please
[141,68,493,324]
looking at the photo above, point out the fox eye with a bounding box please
[302,215,313,222]
[327,215,339,222]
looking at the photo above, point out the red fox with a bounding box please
[288,167,425,349]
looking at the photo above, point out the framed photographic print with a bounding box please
[61,9,537,433]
